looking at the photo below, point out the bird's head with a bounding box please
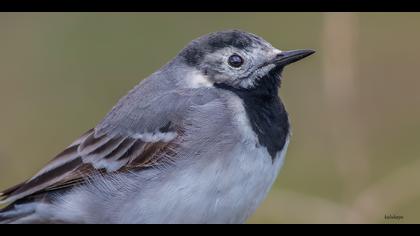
[176,29,315,93]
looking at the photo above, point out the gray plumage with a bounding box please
[0,29,314,224]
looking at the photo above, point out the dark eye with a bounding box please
[228,54,244,68]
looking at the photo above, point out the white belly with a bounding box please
[207,139,289,223]
[121,139,290,224]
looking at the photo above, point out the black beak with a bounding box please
[272,49,315,67]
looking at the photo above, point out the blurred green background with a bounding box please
[0,13,419,224]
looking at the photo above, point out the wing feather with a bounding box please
[0,128,181,204]
[0,87,220,205]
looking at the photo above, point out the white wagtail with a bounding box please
[0,30,314,224]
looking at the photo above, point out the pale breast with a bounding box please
[213,93,290,223]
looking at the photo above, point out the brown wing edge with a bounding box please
[0,129,94,204]
[0,126,182,205]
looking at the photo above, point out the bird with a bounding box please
[0,29,314,224]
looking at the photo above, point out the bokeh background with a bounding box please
[0,13,419,223]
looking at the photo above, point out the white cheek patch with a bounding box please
[185,70,214,88]
[237,64,275,89]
